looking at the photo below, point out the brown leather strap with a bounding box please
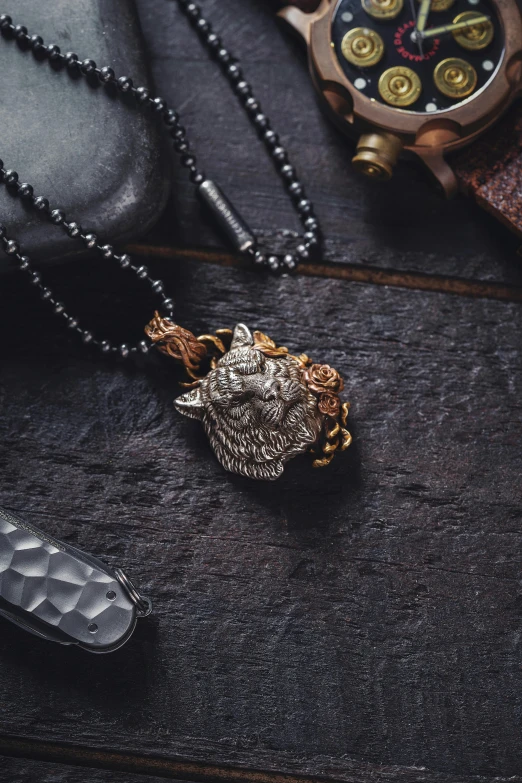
[452,101,522,237]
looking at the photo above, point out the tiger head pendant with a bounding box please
[145,315,351,481]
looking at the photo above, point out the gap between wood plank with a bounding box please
[2,735,514,783]
[0,736,357,783]
[125,244,522,305]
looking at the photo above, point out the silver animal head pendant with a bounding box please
[171,324,352,481]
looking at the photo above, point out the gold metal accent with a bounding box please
[145,313,235,382]
[341,27,384,67]
[362,0,403,21]
[416,0,455,11]
[434,57,477,99]
[420,13,490,39]
[253,330,291,358]
[197,334,228,371]
[305,367,351,468]
[378,66,422,107]
[145,312,208,372]
[252,330,308,366]
[312,412,352,467]
[416,0,432,33]
[452,11,494,50]
[352,132,402,180]
[312,455,335,468]
[341,430,353,450]
[198,334,227,354]
[327,422,341,439]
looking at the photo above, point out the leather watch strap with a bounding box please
[452,101,522,237]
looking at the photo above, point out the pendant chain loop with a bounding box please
[0,1,322,357]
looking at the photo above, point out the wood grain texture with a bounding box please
[136,0,522,287]
[0,756,172,783]
[126,243,522,303]
[1,2,522,781]
[2,738,518,783]
[0,254,521,782]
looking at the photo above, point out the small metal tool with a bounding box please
[197,179,256,253]
[0,507,151,653]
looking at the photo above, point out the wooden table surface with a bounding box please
[1,1,521,782]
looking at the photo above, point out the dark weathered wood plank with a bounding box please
[0,255,520,782]
[126,243,522,303]
[136,0,522,286]
[1,738,520,783]
[0,755,171,783]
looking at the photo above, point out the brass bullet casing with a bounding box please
[352,132,402,180]
[341,27,385,67]
[416,0,455,11]
[434,57,478,98]
[452,11,494,50]
[362,0,403,21]
[378,66,422,107]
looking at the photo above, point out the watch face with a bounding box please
[331,0,504,113]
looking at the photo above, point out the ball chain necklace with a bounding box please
[0,0,352,481]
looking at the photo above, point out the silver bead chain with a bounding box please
[0,1,322,358]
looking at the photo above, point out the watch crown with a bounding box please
[352,133,402,180]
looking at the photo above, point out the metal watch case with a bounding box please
[279,0,522,195]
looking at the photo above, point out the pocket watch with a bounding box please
[270,0,522,232]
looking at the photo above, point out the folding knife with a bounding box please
[0,506,151,653]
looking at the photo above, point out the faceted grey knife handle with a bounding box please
[0,507,151,653]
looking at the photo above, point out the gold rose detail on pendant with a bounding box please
[302,363,352,468]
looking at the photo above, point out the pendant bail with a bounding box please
[144,311,208,372]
